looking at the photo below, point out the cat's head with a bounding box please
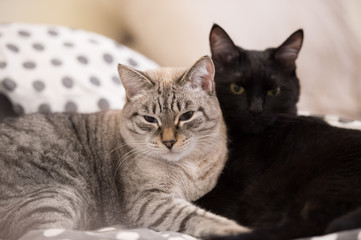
[118,56,224,162]
[210,24,303,134]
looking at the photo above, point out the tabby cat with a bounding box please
[0,56,248,239]
[196,25,361,240]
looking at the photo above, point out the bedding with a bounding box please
[15,228,361,240]
[18,228,198,240]
[1,23,361,240]
[0,23,158,114]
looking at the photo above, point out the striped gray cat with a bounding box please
[0,56,249,239]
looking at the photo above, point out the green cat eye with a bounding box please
[267,87,281,96]
[144,115,158,123]
[230,83,244,95]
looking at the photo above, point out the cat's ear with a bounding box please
[118,64,154,100]
[209,24,239,70]
[274,29,303,70]
[180,56,215,95]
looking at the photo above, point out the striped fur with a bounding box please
[0,56,248,239]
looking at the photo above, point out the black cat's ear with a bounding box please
[210,24,239,70]
[274,29,303,69]
[180,56,215,95]
[118,64,154,100]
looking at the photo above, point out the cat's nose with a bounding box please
[249,98,263,113]
[163,140,176,149]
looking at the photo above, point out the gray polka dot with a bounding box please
[89,39,98,44]
[0,62,7,69]
[98,98,110,110]
[339,117,354,123]
[23,61,36,69]
[63,42,74,48]
[112,75,121,85]
[39,103,51,113]
[2,78,17,91]
[6,44,19,53]
[62,76,74,88]
[33,80,45,92]
[90,76,100,86]
[18,30,30,37]
[13,104,24,115]
[103,53,113,64]
[33,43,45,51]
[65,101,78,112]
[48,29,58,36]
[115,42,124,48]
[128,58,138,67]
[51,58,62,66]
[77,56,88,64]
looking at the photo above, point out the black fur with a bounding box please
[196,24,361,240]
[209,24,302,134]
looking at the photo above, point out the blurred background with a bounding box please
[0,0,360,119]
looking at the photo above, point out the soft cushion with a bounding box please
[0,23,158,114]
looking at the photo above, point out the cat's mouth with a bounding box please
[230,112,277,134]
[160,150,186,162]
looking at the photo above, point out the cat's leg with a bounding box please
[208,202,356,240]
[125,194,250,238]
[325,207,361,233]
[207,218,324,240]
[1,185,87,239]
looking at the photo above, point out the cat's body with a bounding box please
[0,56,247,239]
[200,115,361,240]
[196,25,361,240]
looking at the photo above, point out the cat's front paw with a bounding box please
[211,223,251,236]
[190,218,250,238]
[206,233,255,240]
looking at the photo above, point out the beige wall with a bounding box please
[116,0,361,119]
[1,0,361,119]
[117,0,361,66]
[0,0,125,40]
[346,0,361,41]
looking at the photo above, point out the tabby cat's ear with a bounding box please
[180,56,215,95]
[118,64,154,100]
[209,24,239,70]
[274,29,303,70]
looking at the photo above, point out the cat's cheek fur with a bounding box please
[182,118,205,131]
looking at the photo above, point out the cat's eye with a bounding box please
[144,115,158,124]
[179,111,194,121]
[267,87,281,96]
[230,83,244,95]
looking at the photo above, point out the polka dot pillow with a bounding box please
[0,23,159,114]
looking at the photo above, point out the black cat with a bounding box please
[196,24,361,240]
[209,24,302,134]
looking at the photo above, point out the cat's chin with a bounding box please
[237,114,277,134]
[159,151,187,163]
[233,120,273,134]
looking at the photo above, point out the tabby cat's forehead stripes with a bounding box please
[142,87,189,116]
[145,67,186,85]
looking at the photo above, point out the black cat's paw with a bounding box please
[205,233,260,240]
[325,218,359,234]
[325,208,361,234]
